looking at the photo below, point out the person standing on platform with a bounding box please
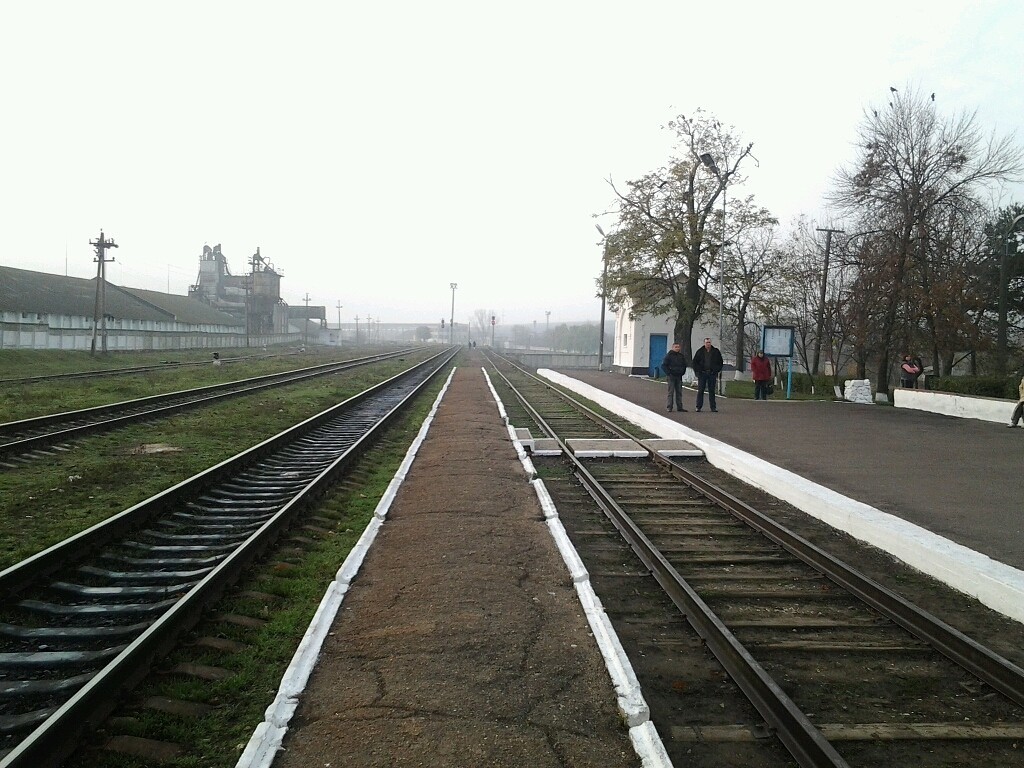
[1007,374,1024,428]
[911,353,925,388]
[900,354,922,388]
[693,337,723,412]
[750,349,773,400]
[661,342,688,412]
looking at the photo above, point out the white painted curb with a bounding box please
[481,366,537,475]
[538,369,1024,626]
[235,367,458,768]
[894,386,1018,424]
[481,368,673,767]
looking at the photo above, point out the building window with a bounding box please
[623,334,628,347]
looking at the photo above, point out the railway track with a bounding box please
[483,351,1024,767]
[0,350,295,386]
[0,349,423,465]
[0,348,457,768]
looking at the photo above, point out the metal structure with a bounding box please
[449,283,457,344]
[595,224,608,370]
[89,230,118,356]
[189,245,285,336]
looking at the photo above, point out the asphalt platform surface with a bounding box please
[555,370,1023,572]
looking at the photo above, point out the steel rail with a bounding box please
[655,455,1024,708]
[0,348,458,768]
[0,350,296,385]
[0,349,418,461]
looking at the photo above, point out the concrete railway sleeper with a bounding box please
[0,348,457,768]
[483,351,1024,768]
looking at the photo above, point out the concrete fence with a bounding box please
[503,350,613,370]
[894,387,1017,424]
[0,322,299,351]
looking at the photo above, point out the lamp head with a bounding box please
[699,153,721,176]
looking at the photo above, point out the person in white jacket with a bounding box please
[1008,375,1024,427]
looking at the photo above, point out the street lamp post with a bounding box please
[998,214,1024,376]
[302,292,311,349]
[595,224,609,371]
[449,283,457,345]
[813,228,844,379]
[700,153,727,394]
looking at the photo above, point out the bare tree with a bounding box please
[600,110,773,361]
[726,220,782,371]
[830,85,1024,391]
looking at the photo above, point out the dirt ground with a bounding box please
[272,366,640,768]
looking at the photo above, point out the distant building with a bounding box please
[611,293,721,377]
[188,244,289,334]
[0,264,296,351]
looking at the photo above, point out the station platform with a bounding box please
[238,365,654,768]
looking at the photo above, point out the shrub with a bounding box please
[929,375,1017,399]
[783,372,835,395]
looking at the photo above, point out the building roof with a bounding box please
[0,265,241,326]
[119,286,244,326]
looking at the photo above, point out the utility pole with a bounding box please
[243,275,251,348]
[90,230,118,356]
[814,228,844,379]
[545,310,550,349]
[355,316,360,345]
[449,283,457,344]
[336,300,343,345]
[997,214,1024,376]
[595,224,608,370]
[247,248,261,344]
[303,293,311,348]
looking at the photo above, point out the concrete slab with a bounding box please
[514,427,535,451]
[533,438,563,456]
[641,438,704,458]
[568,438,648,458]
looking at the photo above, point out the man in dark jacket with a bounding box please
[661,342,688,412]
[692,337,724,412]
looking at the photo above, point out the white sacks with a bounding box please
[843,379,874,404]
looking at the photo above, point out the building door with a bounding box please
[648,334,668,378]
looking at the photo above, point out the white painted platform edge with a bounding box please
[482,368,538,475]
[234,366,458,768]
[484,369,666,763]
[630,720,675,768]
[538,369,1024,626]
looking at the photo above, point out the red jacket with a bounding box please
[750,354,772,381]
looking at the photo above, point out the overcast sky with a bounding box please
[2,1,1022,326]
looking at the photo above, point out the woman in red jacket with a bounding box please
[750,349,773,400]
